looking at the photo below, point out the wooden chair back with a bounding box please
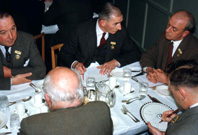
[51,43,63,69]
[34,32,45,62]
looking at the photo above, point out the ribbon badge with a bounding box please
[110,41,116,50]
[14,50,21,59]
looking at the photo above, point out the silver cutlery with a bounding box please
[0,132,11,135]
[29,83,42,93]
[8,96,32,106]
[122,95,146,104]
[121,105,140,122]
[123,90,134,96]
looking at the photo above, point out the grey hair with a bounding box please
[43,73,84,106]
[99,2,122,21]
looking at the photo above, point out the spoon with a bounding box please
[126,95,146,104]
[29,83,42,93]
[8,96,32,106]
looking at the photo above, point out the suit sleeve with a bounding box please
[11,35,46,80]
[59,28,79,67]
[140,33,163,68]
[0,56,11,90]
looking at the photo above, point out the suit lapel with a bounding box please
[172,40,186,62]
[86,20,97,58]
[105,34,114,61]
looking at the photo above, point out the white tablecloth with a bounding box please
[0,62,178,135]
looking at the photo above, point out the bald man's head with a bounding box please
[43,67,83,109]
[172,10,195,33]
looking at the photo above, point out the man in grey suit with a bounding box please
[140,10,198,84]
[59,2,141,75]
[0,11,46,90]
[147,60,198,135]
[18,67,113,135]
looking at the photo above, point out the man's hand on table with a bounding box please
[73,61,86,75]
[11,72,32,85]
[154,69,168,84]
[147,122,165,135]
[97,59,119,75]
[146,67,157,83]
[146,68,168,84]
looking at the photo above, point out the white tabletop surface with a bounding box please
[0,62,178,135]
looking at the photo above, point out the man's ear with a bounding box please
[182,30,190,38]
[99,19,106,27]
[44,93,52,108]
[178,87,187,100]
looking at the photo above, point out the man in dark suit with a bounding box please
[0,11,46,90]
[59,2,142,75]
[18,67,113,135]
[147,60,198,135]
[140,10,198,84]
[43,0,93,45]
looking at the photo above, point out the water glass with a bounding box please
[123,68,131,81]
[0,96,9,113]
[139,82,148,95]
[86,77,95,90]
[10,112,20,131]
[109,77,117,90]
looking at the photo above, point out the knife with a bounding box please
[0,132,12,135]
[147,94,162,103]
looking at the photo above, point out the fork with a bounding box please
[122,105,140,122]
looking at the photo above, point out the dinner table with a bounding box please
[0,62,179,135]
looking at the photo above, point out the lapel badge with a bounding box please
[15,54,20,59]
[15,50,22,55]
[178,48,182,54]
[110,41,116,50]
[110,41,116,45]
[15,50,21,60]
[177,54,180,57]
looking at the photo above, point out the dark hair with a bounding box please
[168,60,198,89]
[0,10,11,19]
[173,10,196,34]
[99,2,122,21]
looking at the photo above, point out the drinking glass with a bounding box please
[139,82,148,95]
[86,77,95,91]
[10,112,20,131]
[0,96,9,113]
[123,68,131,81]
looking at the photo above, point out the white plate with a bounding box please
[110,69,123,78]
[0,112,7,129]
[156,85,171,96]
[111,116,119,127]
[140,102,172,131]
[128,66,141,71]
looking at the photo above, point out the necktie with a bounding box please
[4,46,11,63]
[165,42,173,70]
[98,32,106,48]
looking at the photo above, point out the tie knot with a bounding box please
[4,46,9,52]
[102,32,106,37]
